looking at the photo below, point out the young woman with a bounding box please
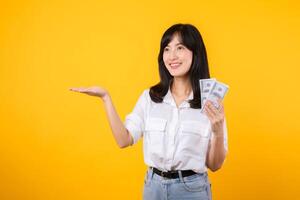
[70,23,228,200]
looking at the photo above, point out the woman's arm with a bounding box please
[203,99,227,172]
[205,133,227,172]
[69,86,133,148]
[102,94,133,148]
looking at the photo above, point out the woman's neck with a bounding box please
[170,77,192,97]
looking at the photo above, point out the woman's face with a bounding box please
[163,33,193,78]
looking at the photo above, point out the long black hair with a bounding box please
[149,23,210,109]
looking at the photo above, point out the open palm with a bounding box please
[69,86,108,98]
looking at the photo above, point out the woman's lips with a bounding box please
[170,63,181,69]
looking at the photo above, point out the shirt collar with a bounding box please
[163,85,194,108]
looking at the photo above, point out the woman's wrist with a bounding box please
[102,93,111,103]
[211,131,224,138]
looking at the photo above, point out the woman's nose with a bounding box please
[169,49,178,60]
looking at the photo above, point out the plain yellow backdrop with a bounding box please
[1,0,299,199]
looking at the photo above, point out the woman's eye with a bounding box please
[178,46,184,50]
[164,48,169,51]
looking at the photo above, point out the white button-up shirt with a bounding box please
[124,86,228,173]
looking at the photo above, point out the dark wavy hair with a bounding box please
[149,23,211,109]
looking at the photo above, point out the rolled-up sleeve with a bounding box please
[124,89,148,145]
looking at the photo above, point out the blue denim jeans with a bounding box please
[143,167,212,200]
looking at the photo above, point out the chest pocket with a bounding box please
[144,118,167,152]
[177,121,210,159]
[145,118,167,133]
[180,121,210,138]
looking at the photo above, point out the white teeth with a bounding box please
[170,63,181,67]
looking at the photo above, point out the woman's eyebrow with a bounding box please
[166,43,183,47]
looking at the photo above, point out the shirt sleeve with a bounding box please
[124,89,148,145]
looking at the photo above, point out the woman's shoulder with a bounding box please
[141,88,150,100]
[134,88,150,101]
[142,88,150,94]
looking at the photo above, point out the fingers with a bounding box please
[204,105,214,122]
[204,98,224,117]
[69,87,87,93]
[204,101,218,116]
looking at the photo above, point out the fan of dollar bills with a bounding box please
[199,78,229,112]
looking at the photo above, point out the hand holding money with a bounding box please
[203,98,225,136]
[199,78,228,136]
[199,78,229,112]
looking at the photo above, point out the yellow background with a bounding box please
[1,0,299,199]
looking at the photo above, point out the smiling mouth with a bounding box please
[170,63,181,69]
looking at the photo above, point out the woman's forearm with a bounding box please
[206,132,227,172]
[101,94,132,148]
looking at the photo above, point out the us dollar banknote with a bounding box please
[199,78,229,112]
[199,78,216,106]
[206,81,229,109]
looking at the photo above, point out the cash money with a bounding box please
[199,78,229,112]
[206,81,229,109]
[199,78,216,106]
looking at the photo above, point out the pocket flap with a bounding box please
[145,118,167,131]
[180,121,209,137]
